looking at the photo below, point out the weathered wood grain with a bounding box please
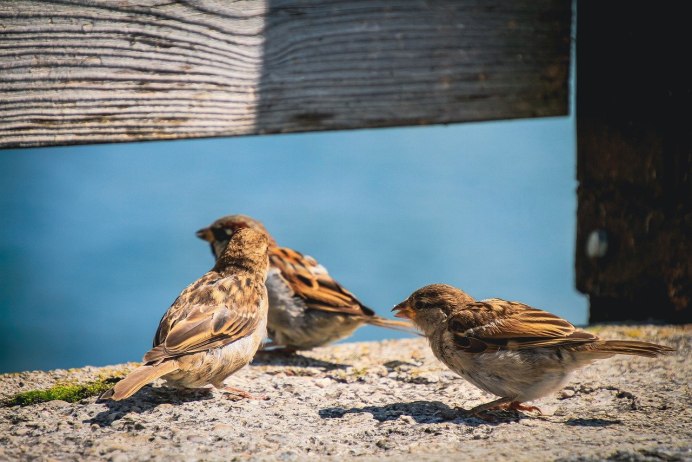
[0,1,570,148]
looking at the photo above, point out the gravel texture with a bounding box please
[1,325,690,461]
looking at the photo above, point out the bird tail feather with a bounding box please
[100,361,179,401]
[596,340,675,358]
[364,315,420,335]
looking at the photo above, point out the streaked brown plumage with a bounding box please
[101,227,270,401]
[393,284,675,416]
[196,214,413,351]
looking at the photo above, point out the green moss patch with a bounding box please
[5,377,121,406]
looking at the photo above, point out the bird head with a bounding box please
[214,227,271,275]
[196,214,274,259]
[392,284,475,336]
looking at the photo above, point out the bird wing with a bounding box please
[144,272,265,363]
[269,246,375,317]
[448,298,597,353]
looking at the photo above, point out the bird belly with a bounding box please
[163,316,266,389]
[269,303,361,350]
[435,337,576,402]
[265,271,361,349]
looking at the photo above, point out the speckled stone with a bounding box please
[1,326,690,461]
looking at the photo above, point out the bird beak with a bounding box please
[196,228,213,242]
[392,301,415,320]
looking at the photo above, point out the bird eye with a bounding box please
[212,227,231,241]
[415,300,434,310]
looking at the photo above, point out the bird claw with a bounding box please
[463,399,541,421]
[505,402,543,415]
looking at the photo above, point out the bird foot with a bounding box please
[464,398,540,421]
[503,402,543,415]
[221,386,269,401]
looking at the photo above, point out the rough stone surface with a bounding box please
[1,326,690,461]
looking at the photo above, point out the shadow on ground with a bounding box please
[319,400,522,426]
[252,351,348,369]
[87,386,213,427]
[564,418,622,427]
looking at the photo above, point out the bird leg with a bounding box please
[465,397,515,420]
[466,397,542,420]
[220,386,269,401]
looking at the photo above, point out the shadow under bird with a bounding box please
[393,284,675,416]
[196,214,414,352]
[101,228,270,401]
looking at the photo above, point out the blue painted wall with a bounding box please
[0,116,583,372]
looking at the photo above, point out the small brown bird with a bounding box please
[101,227,270,401]
[196,214,413,352]
[393,284,674,416]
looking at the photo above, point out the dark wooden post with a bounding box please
[576,3,691,323]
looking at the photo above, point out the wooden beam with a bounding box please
[576,2,691,323]
[0,1,570,148]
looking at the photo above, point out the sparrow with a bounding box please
[393,283,675,416]
[195,214,413,352]
[101,227,270,401]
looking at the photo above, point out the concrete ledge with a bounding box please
[1,325,690,461]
